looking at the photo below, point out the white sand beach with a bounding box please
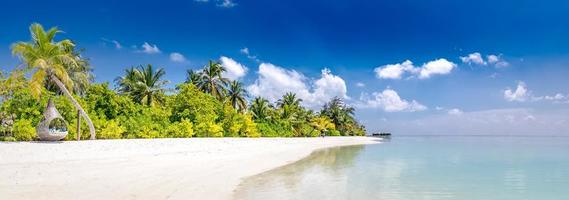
[0,137,379,200]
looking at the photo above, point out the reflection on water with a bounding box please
[234,145,366,200]
[234,136,569,200]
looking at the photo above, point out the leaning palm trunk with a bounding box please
[50,74,96,139]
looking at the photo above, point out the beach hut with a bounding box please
[36,98,68,141]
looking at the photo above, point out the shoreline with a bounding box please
[0,137,380,200]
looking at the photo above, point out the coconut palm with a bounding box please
[320,97,356,135]
[197,60,229,100]
[277,92,302,108]
[276,92,303,120]
[116,64,168,106]
[249,97,271,121]
[45,49,94,95]
[11,23,96,139]
[226,80,248,112]
[185,69,202,86]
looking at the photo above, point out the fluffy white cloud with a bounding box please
[138,42,161,54]
[418,59,456,79]
[460,52,509,68]
[460,52,486,65]
[247,63,348,108]
[504,82,529,102]
[504,82,568,103]
[356,82,366,87]
[220,56,248,80]
[358,89,427,112]
[374,60,416,79]
[169,52,187,63]
[374,58,456,80]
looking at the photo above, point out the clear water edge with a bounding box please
[234,136,569,200]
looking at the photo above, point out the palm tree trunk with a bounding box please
[50,74,96,140]
[76,110,81,141]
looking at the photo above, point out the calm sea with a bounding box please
[234,136,569,200]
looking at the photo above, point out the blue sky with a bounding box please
[1,0,569,135]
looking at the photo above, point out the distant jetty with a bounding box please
[371,132,392,137]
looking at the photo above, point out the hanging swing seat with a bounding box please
[36,98,69,141]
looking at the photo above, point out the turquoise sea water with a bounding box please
[234,136,569,200]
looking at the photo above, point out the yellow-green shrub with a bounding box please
[13,119,35,141]
[166,119,194,138]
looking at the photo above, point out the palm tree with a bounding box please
[197,60,229,100]
[45,49,94,95]
[320,97,356,135]
[250,97,271,121]
[226,80,248,112]
[11,23,96,139]
[277,92,302,108]
[116,64,168,106]
[185,69,202,86]
[276,92,303,120]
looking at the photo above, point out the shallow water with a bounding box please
[234,136,569,200]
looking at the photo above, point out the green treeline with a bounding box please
[0,23,366,141]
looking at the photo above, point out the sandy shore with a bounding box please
[0,137,379,200]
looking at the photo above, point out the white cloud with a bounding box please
[356,82,366,87]
[247,63,348,108]
[504,82,568,103]
[138,42,161,54]
[240,47,260,62]
[374,58,456,80]
[374,60,416,79]
[357,89,427,112]
[504,81,529,102]
[217,0,236,8]
[169,52,187,63]
[367,108,569,135]
[487,54,509,67]
[460,52,486,65]
[418,59,457,79]
[220,56,248,80]
[460,52,509,68]
[545,93,565,101]
[448,108,464,115]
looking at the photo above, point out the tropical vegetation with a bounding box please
[0,23,366,141]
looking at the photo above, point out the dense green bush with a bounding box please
[12,119,35,141]
[98,120,125,139]
[166,119,194,138]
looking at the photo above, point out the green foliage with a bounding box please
[166,119,194,138]
[13,119,35,141]
[169,83,221,123]
[0,136,17,142]
[98,120,125,139]
[1,24,367,140]
[195,120,223,137]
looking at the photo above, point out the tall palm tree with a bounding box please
[185,69,202,86]
[11,23,96,139]
[320,97,356,135]
[115,64,168,106]
[226,80,248,112]
[276,92,303,120]
[45,49,94,95]
[197,60,229,100]
[249,97,271,121]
